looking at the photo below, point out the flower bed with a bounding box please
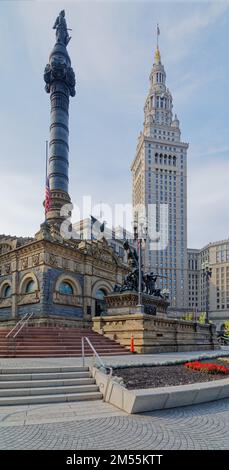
[185,361,228,375]
[217,357,229,364]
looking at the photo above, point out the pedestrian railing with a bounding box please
[81,336,113,375]
[5,312,34,339]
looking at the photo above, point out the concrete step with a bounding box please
[0,344,123,350]
[0,343,124,349]
[0,350,127,356]
[0,351,129,356]
[0,346,128,351]
[0,377,95,388]
[0,371,91,381]
[0,383,99,397]
[0,363,103,406]
[0,392,103,406]
[9,329,100,332]
[0,366,89,374]
[0,340,107,343]
[0,337,122,342]
[0,326,129,358]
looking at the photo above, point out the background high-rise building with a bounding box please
[187,240,229,331]
[131,44,188,310]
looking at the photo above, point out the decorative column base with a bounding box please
[45,190,72,228]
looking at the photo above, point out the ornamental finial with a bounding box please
[154,46,161,64]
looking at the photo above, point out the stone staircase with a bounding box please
[0,365,103,406]
[0,326,129,357]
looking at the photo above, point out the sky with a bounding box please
[0,0,229,248]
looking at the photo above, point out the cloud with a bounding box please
[191,144,229,159]
[172,74,209,107]
[161,1,229,66]
[167,2,229,40]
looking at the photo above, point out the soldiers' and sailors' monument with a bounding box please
[0,11,218,356]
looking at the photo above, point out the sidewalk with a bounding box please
[0,347,228,369]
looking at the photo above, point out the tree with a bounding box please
[198,312,206,324]
[224,321,229,337]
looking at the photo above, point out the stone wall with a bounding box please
[93,313,219,353]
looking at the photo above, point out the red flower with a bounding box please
[184,361,228,374]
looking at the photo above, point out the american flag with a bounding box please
[45,176,51,215]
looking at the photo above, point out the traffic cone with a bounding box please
[130,335,135,353]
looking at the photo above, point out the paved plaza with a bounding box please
[0,349,229,450]
[0,398,229,450]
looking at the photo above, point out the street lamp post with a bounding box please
[138,237,142,307]
[133,218,147,311]
[202,263,212,324]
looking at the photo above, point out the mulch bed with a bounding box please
[115,358,229,389]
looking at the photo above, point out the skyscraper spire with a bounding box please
[155,24,161,64]
[43,10,76,227]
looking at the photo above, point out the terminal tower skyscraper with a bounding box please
[131,40,189,311]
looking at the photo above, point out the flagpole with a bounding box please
[157,23,160,48]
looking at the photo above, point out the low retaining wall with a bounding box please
[93,313,219,353]
[92,367,229,414]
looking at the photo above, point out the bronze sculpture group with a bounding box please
[114,241,168,300]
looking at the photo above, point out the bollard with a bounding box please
[130,335,135,353]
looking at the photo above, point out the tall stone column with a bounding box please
[44,10,76,227]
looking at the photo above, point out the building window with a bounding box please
[59,281,74,296]
[3,284,12,298]
[25,280,36,294]
[95,289,106,316]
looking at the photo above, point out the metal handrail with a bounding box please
[13,312,34,338]
[81,336,113,377]
[6,312,34,338]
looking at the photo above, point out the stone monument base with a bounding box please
[93,313,219,353]
[105,291,169,317]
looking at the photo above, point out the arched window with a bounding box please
[96,289,105,300]
[173,156,176,166]
[95,289,106,316]
[25,280,36,294]
[164,154,167,165]
[3,284,12,298]
[155,153,158,163]
[59,281,74,296]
